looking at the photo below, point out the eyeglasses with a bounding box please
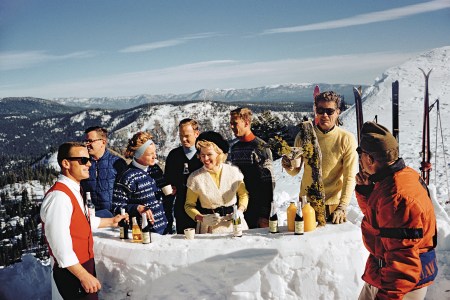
[316,107,336,115]
[84,138,103,144]
[65,157,90,165]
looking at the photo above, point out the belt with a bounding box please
[199,205,234,217]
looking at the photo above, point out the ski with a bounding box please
[313,85,320,124]
[392,81,399,145]
[353,86,363,145]
[419,68,433,185]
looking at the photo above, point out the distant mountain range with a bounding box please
[49,83,366,109]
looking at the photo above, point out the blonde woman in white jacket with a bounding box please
[185,131,249,234]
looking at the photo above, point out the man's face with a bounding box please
[315,101,340,132]
[85,131,106,159]
[135,143,157,166]
[65,146,91,183]
[229,115,248,138]
[179,125,199,148]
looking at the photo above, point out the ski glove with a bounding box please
[331,204,347,224]
[202,213,221,227]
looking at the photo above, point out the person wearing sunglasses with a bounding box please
[81,126,127,218]
[40,142,128,299]
[282,91,358,224]
[112,131,168,235]
[355,122,437,300]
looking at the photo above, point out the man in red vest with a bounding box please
[41,142,128,299]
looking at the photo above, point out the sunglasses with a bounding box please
[316,107,336,115]
[84,138,103,144]
[356,147,370,158]
[65,157,90,165]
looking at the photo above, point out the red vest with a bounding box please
[44,182,94,265]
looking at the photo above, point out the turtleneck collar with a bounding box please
[239,132,255,142]
[132,158,148,171]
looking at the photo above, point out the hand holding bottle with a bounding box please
[137,205,155,224]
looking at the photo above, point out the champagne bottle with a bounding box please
[119,208,129,239]
[294,198,304,235]
[269,202,278,233]
[141,213,151,244]
[232,204,242,237]
[302,196,316,232]
[85,192,95,226]
[287,201,297,232]
[131,217,143,243]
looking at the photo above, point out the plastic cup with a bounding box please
[184,228,195,240]
[161,185,173,196]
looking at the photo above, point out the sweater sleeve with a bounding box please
[237,182,249,211]
[184,187,200,220]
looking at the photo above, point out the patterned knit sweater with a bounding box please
[228,135,274,223]
[112,164,167,234]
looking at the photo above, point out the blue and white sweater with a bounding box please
[112,163,167,234]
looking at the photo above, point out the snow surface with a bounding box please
[1,46,450,300]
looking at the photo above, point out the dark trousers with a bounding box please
[163,195,175,234]
[53,258,98,300]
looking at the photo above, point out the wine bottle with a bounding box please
[287,201,297,232]
[232,204,243,237]
[141,213,151,244]
[131,217,143,243]
[119,208,129,239]
[269,202,278,233]
[85,192,95,226]
[294,198,304,235]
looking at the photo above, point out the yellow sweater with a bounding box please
[288,126,358,207]
[185,164,249,220]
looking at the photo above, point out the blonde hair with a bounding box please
[124,131,154,159]
[196,140,227,165]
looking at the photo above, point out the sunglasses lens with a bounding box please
[317,107,335,115]
[80,157,90,165]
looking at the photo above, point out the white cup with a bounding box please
[161,185,173,196]
[184,228,195,240]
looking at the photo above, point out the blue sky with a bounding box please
[1,0,449,98]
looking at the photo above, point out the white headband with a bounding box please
[134,139,154,159]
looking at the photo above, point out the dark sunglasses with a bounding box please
[65,157,90,165]
[356,147,369,157]
[84,138,103,144]
[316,107,336,115]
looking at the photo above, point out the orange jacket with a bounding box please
[356,159,437,300]
[45,182,94,265]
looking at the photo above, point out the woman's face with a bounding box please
[136,143,157,166]
[199,145,219,170]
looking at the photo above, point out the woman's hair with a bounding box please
[124,131,153,159]
[196,140,227,165]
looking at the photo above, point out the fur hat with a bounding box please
[196,131,229,154]
[360,121,399,162]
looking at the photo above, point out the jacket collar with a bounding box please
[369,158,406,182]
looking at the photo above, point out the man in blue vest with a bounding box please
[81,126,127,217]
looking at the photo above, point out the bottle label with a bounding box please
[295,221,304,235]
[142,232,151,244]
[233,224,242,237]
[269,220,278,233]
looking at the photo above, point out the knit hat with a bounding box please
[196,131,229,154]
[360,121,398,161]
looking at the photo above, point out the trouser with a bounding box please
[174,200,197,234]
[163,195,175,234]
[358,283,428,300]
[53,258,98,300]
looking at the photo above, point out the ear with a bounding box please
[61,159,70,170]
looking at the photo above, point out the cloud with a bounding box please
[0,51,417,98]
[0,50,96,71]
[262,0,450,34]
[120,32,221,53]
